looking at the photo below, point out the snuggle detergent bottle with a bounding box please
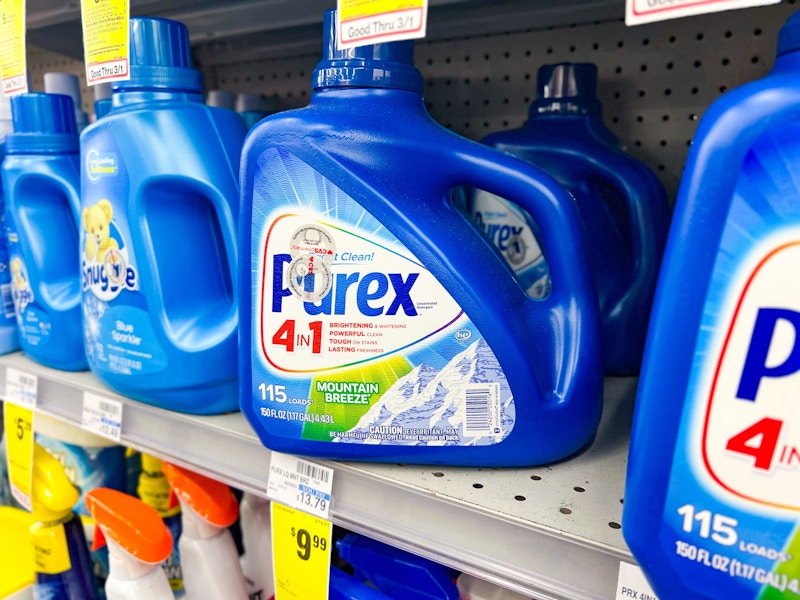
[240,10,602,466]
[0,95,19,355]
[80,16,247,414]
[2,92,87,371]
[479,63,670,375]
[624,12,800,599]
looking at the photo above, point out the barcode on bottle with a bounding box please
[296,460,330,483]
[463,383,501,436]
[99,400,121,417]
[1,284,14,318]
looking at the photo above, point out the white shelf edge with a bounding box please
[0,352,635,600]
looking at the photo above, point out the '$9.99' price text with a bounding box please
[291,527,327,560]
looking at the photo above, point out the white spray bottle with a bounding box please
[85,487,174,600]
[239,492,275,600]
[162,462,248,600]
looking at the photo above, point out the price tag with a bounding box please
[82,392,123,442]
[337,0,428,50]
[271,502,331,600]
[625,0,779,26]
[3,401,34,511]
[616,562,659,600]
[267,452,333,519]
[5,368,37,410]
[0,0,28,96]
[80,0,130,85]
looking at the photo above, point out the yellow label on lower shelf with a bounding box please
[272,501,332,600]
[31,521,72,575]
[4,401,34,511]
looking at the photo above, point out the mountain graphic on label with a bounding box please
[337,339,514,445]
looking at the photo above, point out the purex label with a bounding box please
[252,148,514,446]
[82,132,168,376]
[663,165,800,599]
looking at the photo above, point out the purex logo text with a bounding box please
[272,254,419,316]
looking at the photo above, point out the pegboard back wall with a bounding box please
[25,46,92,114]
[206,2,797,201]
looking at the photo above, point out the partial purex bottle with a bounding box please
[239,10,602,466]
[0,94,20,356]
[623,11,800,600]
[80,16,247,413]
[3,92,87,371]
[478,63,670,375]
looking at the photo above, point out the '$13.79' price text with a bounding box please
[297,490,327,513]
[291,527,327,560]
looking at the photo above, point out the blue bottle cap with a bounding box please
[312,9,423,92]
[778,11,800,56]
[530,63,602,116]
[113,17,203,93]
[6,92,78,154]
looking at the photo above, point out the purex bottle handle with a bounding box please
[584,151,669,325]
[445,143,601,400]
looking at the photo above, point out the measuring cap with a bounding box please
[115,17,203,93]
[162,462,238,527]
[86,487,173,564]
[313,9,423,92]
[32,443,80,523]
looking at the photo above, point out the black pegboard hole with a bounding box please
[560,507,572,515]
[612,117,619,124]
[662,115,669,122]
[592,43,599,50]
[691,87,699,95]
[694,60,702,68]
[524,73,531,80]
[669,35,677,43]
[696,33,704,41]
[725,30,733,39]
[719,86,728,93]
[432,471,445,477]
[613,91,621,99]
[640,64,647,72]
[473,483,484,489]
[547,47,554,55]
[525,50,531,57]
[569,45,576,53]
[664,89,672,96]
[464,55,471,62]
[617,40,624,48]
[427,58,434,65]
[638,90,646,98]
[445,101,452,108]
[666,62,674,70]
[754,28,763,36]
[642,38,650,46]
[574,486,586,493]
[635,140,642,147]
[615,66,622,74]
[609,522,622,530]
[636,116,644,123]
[660,140,667,147]
[658,165,666,172]
[464,78,471,85]
[514,495,526,502]
[531,475,542,481]
[722,58,730,66]
[445,57,452,64]
[751,56,760,64]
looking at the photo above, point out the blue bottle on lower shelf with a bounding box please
[239,10,602,466]
[2,93,87,371]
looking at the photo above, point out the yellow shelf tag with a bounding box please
[0,0,28,96]
[4,401,34,511]
[80,0,130,85]
[272,502,331,600]
[337,0,428,50]
[31,521,72,575]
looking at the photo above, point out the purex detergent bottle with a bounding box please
[623,12,800,600]
[81,17,247,413]
[478,63,670,375]
[240,10,603,466]
[2,92,87,371]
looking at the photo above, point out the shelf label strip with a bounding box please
[80,0,131,85]
[626,0,780,26]
[82,392,123,442]
[617,561,660,600]
[267,451,333,519]
[337,0,428,50]
[0,0,28,96]
[272,501,332,600]
[3,367,37,510]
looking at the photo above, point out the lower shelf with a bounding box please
[1,352,638,600]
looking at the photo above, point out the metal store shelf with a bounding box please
[1,352,635,600]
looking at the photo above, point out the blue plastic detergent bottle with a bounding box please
[80,17,247,414]
[478,63,670,375]
[2,93,88,371]
[623,12,800,600]
[240,10,602,466]
[0,95,20,355]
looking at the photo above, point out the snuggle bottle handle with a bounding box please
[444,144,602,401]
